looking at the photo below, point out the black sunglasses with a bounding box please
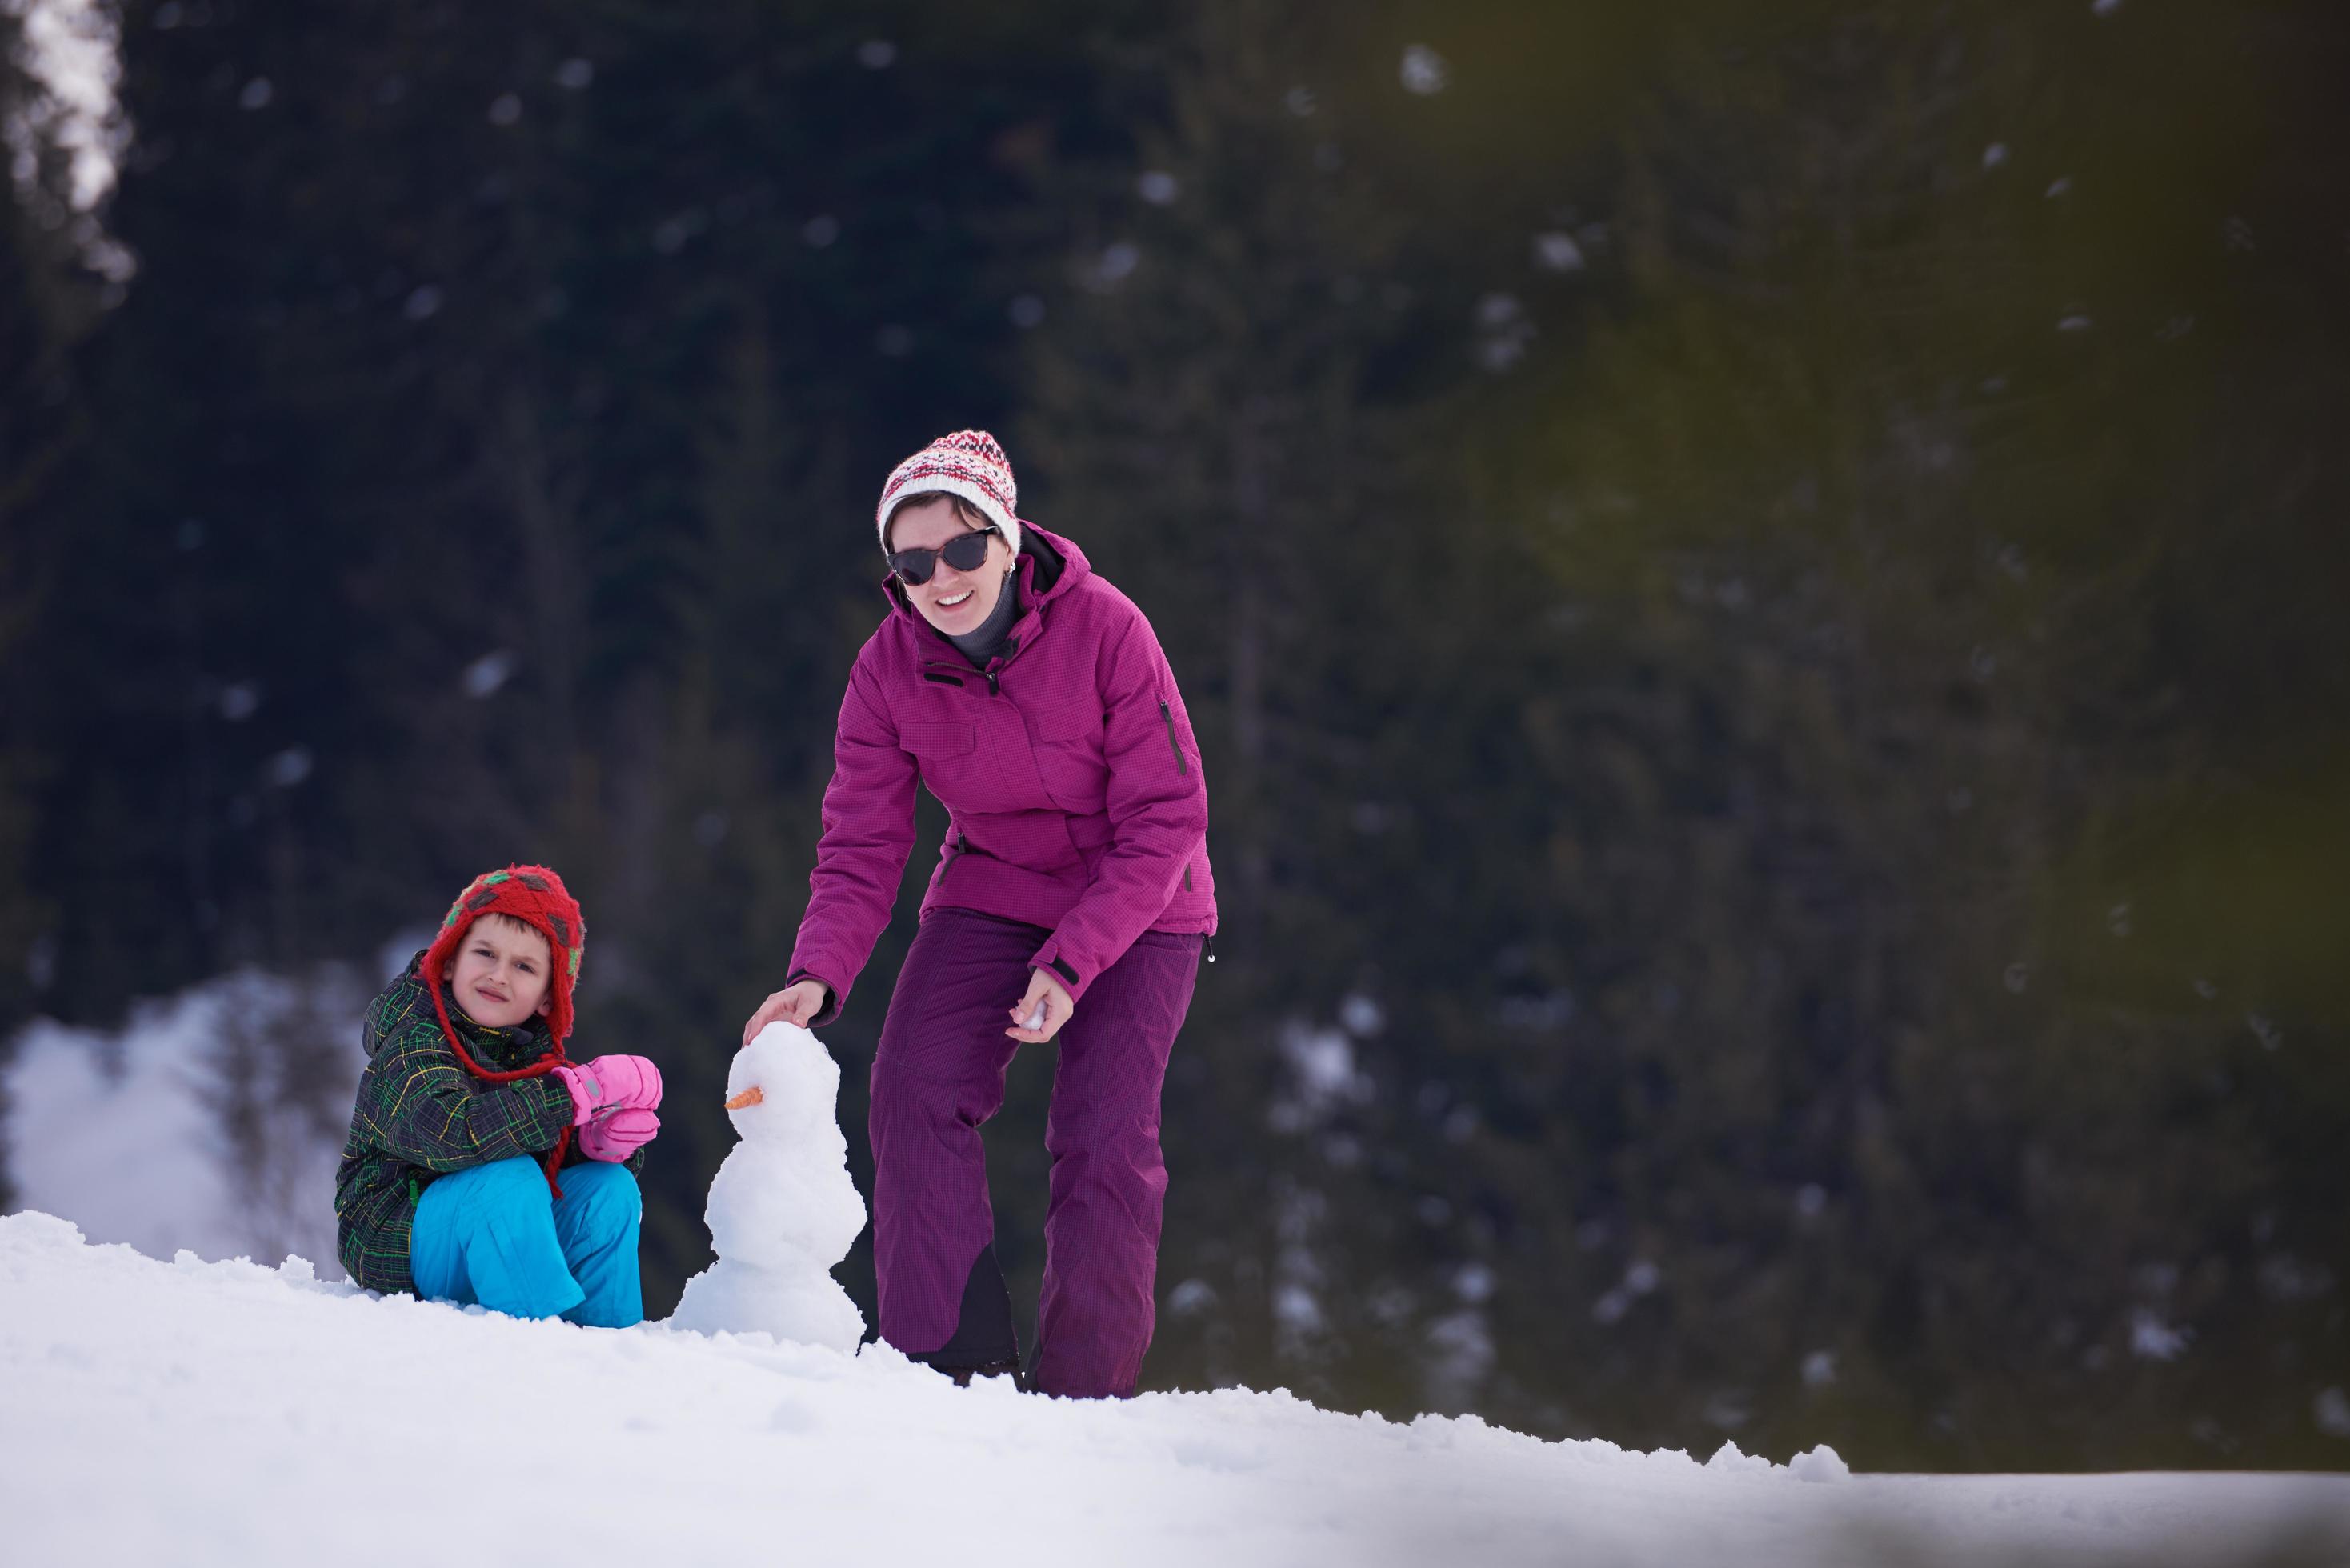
[887,528,999,586]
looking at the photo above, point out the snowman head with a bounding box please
[727,1022,841,1140]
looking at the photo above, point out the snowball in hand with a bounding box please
[667,1022,868,1351]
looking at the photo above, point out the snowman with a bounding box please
[667,1022,868,1351]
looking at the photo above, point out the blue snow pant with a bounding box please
[410,1156,643,1327]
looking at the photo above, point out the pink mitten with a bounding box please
[578,1107,659,1162]
[552,1054,664,1125]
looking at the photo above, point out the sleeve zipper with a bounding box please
[1160,701,1187,775]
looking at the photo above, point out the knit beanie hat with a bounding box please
[876,430,1022,558]
[419,864,587,1049]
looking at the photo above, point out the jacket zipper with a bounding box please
[1160,701,1187,775]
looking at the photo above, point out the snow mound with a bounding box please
[3,968,366,1271]
[667,1022,867,1350]
[6,1211,2348,1568]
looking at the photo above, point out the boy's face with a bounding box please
[447,914,554,1030]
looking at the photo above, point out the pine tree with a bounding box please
[1497,0,2350,1464]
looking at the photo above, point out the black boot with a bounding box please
[947,1358,1025,1389]
[910,1242,1024,1390]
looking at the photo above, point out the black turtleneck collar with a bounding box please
[946,570,1022,668]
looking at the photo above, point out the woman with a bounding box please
[741,430,1216,1398]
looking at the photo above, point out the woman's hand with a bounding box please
[742,979,829,1048]
[1006,969,1075,1043]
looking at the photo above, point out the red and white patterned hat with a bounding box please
[875,430,1022,557]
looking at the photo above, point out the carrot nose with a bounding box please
[723,1086,764,1110]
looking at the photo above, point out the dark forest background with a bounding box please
[4,0,2346,1472]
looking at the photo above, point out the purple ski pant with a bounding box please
[869,906,1202,1398]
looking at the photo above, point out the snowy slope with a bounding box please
[3,1214,2343,1567]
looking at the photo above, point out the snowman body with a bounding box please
[668,1022,868,1350]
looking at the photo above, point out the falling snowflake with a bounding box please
[218,682,260,722]
[1400,44,1449,96]
[264,747,314,790]
[1083,242,1141,291]
[1473,292,1535,372]
[1452,1263,1495,1304]
[2129,1308,2190,1362]
[462,651,515,698]
[1533,232,1585,273]
[1166,1278,1218,1316]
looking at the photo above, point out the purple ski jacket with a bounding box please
[787,524,1216,1025]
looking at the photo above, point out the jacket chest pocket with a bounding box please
[899,718,978,803]
[1026,698,1107,814]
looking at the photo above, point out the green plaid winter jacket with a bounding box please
[334,954,580,1294]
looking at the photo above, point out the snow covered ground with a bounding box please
[5,1213,2344,1568]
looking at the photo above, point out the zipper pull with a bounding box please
[1206,933,1216,964]
[986,670,1000,695]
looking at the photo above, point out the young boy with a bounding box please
[334,865,664,1326]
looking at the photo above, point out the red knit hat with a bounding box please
[419,864,587,1047]
[875,430,1022,556]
